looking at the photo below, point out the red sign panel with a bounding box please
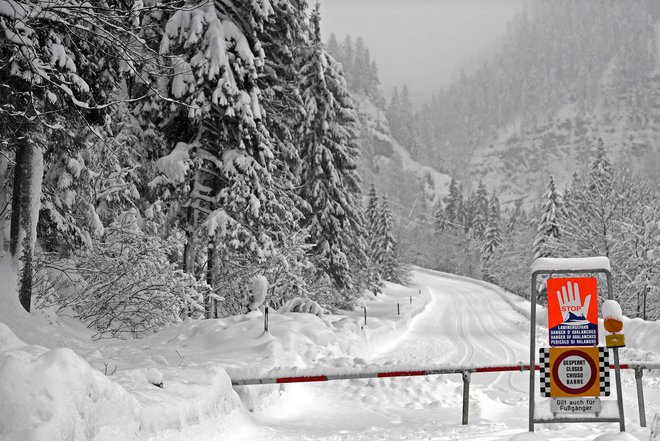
[547,277,598,346]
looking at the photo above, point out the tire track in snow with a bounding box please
[413,275,528,394]
[247,271,535,441]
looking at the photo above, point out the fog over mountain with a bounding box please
[319,0,528,104]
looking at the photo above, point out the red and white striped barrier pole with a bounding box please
[231,363,539,386]
[230,361,660,426]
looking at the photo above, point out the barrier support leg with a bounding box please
[635,367,646,427]
[613,347,626,432]
[462,370,471,425]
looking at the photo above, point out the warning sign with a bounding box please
[547,278,599,346]
[539,347,610,398]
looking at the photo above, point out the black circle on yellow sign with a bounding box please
[551,349,597,395]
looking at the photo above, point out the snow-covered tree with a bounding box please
[471,180,489,238]
[378,194,401,283]
[532,176,565,260]
[0,0,162,310]
[433,202,446,236]
[151,1,308,320]
[480,193,501,279]
[363,183,383,292]
[298,5,368,292]
[443,177,461,228]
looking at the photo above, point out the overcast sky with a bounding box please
[319,0,528,104]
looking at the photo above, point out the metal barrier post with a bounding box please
[635,367,647,427]
[462,370,471,425]
[612,346,626,432]
[528,273,538,432]
[264,306,269,332]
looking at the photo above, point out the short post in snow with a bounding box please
[409,296,412,305]
[264,306,269,332]
[364,306,367,326]
[634,367,646,427]
[397,303,400,315]
[462,370,471,425]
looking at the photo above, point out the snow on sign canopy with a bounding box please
[530,257,611,273]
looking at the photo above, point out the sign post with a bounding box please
[528,257,625,432]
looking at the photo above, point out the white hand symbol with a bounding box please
[556,282,592,322]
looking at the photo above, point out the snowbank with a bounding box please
[531,256,611,273]
[592,432,641,441]
[0,326,141,441]
[509,432,549,441]
[0,255,431,441]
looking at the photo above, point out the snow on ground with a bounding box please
[0,257,428,441]
[2,259,660,441]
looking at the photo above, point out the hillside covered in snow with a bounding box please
[408,0,660,203]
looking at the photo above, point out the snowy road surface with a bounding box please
[231,269,657,441]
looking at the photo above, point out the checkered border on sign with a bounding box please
[539,348,551,397]
[599,347,610,397]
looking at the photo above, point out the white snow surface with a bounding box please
[592,433,642,441]
[531,256,611,273]
[602,299,624,321]
[1,259,659,441]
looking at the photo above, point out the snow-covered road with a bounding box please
[232,270,657,441]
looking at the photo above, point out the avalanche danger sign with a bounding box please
[539,347,610,398]
[547,277,599,347]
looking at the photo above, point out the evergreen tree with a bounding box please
[481,192,501,279]
[365,184,382,261]
[298,5,368,292]
[471,181,489,238]
[364,183,384,292]
[456,183,466,231]
[488,192,501,227]
[341,35,355,87]
[444,177,461,227]
[152,0,305,317]
[533,176,565,260]
[0,0,161,310]
[326,33,341,57]
[378,194,400,283]
[433,202,446,236]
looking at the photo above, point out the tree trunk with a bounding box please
[643,287,648,321]
[0,153,9,253]
[9,139,43,312]
[206,241,214,319]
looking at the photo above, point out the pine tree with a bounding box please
[327,33,341,58]
[456,183,466,231]
[433,202,446,236]
[488,192,501,228]
[0,0,159,310]
[364,183,384,292]
[444,177,461,227]
[471,181,490,238]
[378,194,400,283]
[533,176,565,260]
[590,138,613,188]
[152,0,305,318]
[481,192,502,279]
[298,5,368,292]
[341,35,355,88]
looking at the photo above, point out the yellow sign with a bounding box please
[550,347,601,397]
[606,334,625,348]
